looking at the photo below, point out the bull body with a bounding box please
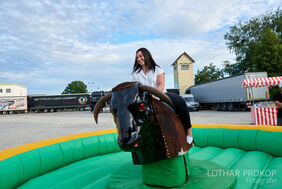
[94,82,192,164]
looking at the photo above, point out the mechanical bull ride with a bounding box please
[94,82,192,187]
[2,79,281,188]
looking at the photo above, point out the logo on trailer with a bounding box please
[78,96,88,105]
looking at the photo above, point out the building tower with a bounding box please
[171,52,195,94]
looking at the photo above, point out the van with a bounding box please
[181,94,199,111]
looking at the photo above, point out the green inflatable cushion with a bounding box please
[108,158,236,189]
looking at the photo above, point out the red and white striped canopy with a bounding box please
[242,76,282,88]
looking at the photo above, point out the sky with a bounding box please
[0,0,281,94]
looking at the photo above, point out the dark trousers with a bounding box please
[277,118,282,126]
[165,92,192,132]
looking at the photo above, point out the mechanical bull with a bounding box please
[94,82,192,164]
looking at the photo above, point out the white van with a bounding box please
[181,94,200,111]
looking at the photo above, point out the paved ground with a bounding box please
[0,110,252,151]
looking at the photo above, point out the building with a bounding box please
[0,84,27,97]
[171,52,195,94]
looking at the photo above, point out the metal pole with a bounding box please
[251,87,254,106]
[88,82,95,93]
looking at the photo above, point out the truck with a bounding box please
[28,94,91,113]
[90,91,105,112]
[0,96,28,114]
[186,72,269,111]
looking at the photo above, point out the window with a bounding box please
[6,88,11,93]
[0,89,2,93]
[181,64,189,70]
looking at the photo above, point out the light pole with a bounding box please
[88,82,95,93]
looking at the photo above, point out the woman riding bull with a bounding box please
[132,47,193,144]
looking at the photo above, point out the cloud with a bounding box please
[0,0,280,94]
[108,0,281,37]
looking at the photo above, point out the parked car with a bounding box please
[181,94,199,111]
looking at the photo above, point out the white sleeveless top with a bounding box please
[132,66,165,92]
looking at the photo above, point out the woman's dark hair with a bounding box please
[133,48,159,73]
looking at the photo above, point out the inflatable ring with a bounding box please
[0,125,282,188]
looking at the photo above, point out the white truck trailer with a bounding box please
[0,84,28,114]
[186,72,269,111]
[0,96,28,114]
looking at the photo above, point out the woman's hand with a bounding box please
[274,101,282,109]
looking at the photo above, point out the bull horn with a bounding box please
[139,85,174,107]
[93,92,112,124]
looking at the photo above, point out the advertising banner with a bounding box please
[0,96,27,111]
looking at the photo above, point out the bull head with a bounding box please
[93,82,173,150]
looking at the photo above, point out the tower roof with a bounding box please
[171,52,195,66]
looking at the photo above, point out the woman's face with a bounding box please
[136,51,145,67]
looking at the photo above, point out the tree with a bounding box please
[221,61,242,76]
[62,81,88,94]
[224,8,281,76]
[195,63,223,84]
[250,29,282,76]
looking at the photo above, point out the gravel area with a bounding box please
[0,110,252,150]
